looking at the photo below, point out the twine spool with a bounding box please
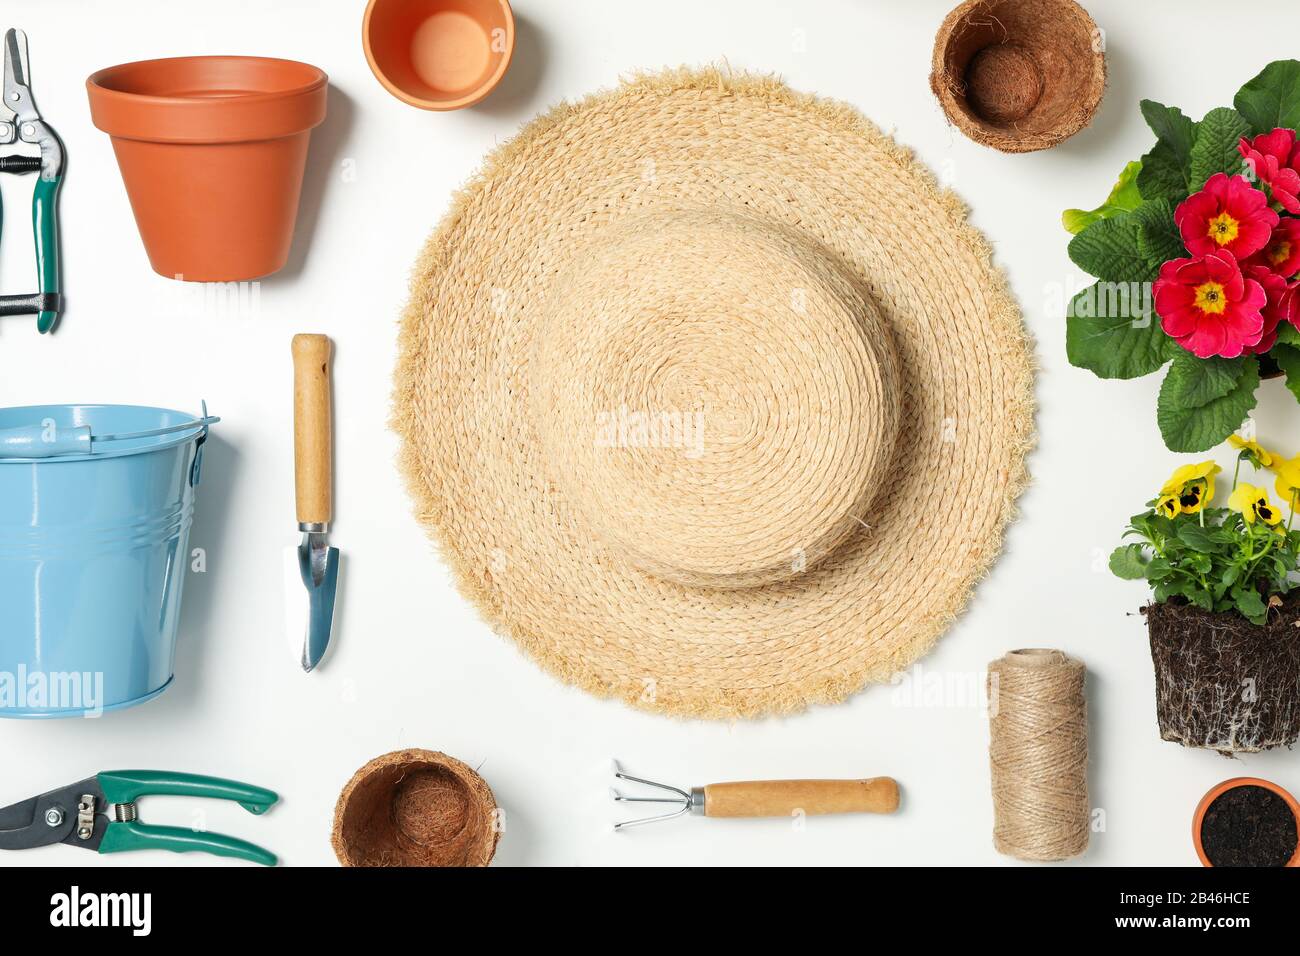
[987,648,1089,861]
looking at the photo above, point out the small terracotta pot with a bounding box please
[87,56,328,281]
[363,0,514,110]
[1193,777,1300,867]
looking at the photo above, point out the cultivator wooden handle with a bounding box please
[703,777,900,818]
[292,333,333,527]
[611,763,901,829]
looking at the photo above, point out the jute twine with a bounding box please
[331,750,499,867]
[392,67,1035,719]
[930,0,1105,153]
[987,649,1089,861]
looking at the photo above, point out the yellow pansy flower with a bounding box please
[1273,454,1300,508]
[1155,495,1181,519]
[1228,483,1282,525]
[1159,461,1220,515]
[1227,434,1275,468]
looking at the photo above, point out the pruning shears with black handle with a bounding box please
[0,770,279,866]
[0,27,64,333]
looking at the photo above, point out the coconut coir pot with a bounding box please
[1145,594,1300,754]
[332,750,499,867]
[930,0,1105,153]
[86,56,327,281]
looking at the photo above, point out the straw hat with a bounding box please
[393,68,1034,719]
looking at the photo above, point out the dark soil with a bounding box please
[1200,785,1298,867]
[1145,592,1300,754]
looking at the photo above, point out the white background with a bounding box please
[1,0,1297,868]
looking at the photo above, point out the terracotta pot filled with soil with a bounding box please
[1193,777,1300,867]
[930,0,1105,153]
[1145,593,1300,754]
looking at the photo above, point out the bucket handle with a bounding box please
[0,405,219,460]
[189,400,212,488]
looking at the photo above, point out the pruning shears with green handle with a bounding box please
[0,770,279,866]
[0,27,63,334]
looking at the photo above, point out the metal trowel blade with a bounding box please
[283,538,339,672]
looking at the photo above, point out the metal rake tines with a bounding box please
[609,761,697,831]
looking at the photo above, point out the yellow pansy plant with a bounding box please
[1155,495,1181,519]
[1228,483,1282,526]
[1271,454,1300,510]
[1159,460,1220,515]
[1227,434,1275,469]
[1114,442,1300,625]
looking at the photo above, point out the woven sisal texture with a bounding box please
[930,0,1105,153]
[332,750,499,867]
[392,67,1036,719]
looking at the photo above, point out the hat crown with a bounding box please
[530,212,901,588]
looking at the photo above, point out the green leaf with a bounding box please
[1233,60,1300,135]
[1157,356,1260,451]
[1159,351,1248,409]
[1270,343,1300,402]
[1066,281,1173,379]
[1109,544,1149,580]
[1068,213,1153,281]
[1186,587,1214,611]
[1137,141,1189,202]
[1176,521,1234,553]
[1214,563,1242,600]
[1275,323,1300,348]
[1232,586,1267,624]
[1062,161,1143,235]
[1147,556,1175,582]
[1130,199,1185,267]
[1141,100,1198,166]
[1188,107,1252,189]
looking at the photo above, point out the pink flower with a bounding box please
[1245,217,1300,279]
[1239,128,1300,214]
[1244,264,1291,354]
[1154,249,1267,358]
[1175,172,1278,260]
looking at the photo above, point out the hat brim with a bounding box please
[393,68,1035,719]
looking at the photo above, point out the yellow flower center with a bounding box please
[1208,212,1240,246]
[1256,502,1275,522]
[1269,240,1292,266]
[1194,281,1228,315]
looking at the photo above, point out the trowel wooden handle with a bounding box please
[703,777,900,818]
[292,333,333,526]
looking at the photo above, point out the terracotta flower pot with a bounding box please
[1145,597,1300,754]
[87,56,328,281]
[363,0,514,110]
[1193,777,1300,867]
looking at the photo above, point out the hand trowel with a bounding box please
[284,333,340,672]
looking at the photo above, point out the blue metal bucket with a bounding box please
[0,404,213,718]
